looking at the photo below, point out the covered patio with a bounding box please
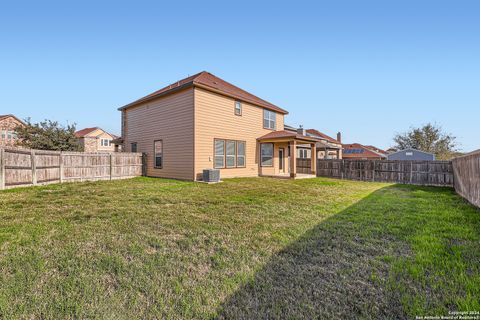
[257,130,329,179]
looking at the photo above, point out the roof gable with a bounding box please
[0,114,26,125]
[257,130,322,143]
[119,71,288,114]
[75,127,99,137]
[306,129,340,144]
[364,145,387,154]
[75,127,118,139]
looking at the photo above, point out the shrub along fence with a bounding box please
[452,151,480,207]
[317,159,454,187]
[0,147,145,190]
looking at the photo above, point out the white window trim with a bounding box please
[214,139,246,169]
[263,110,276,130]
[235,101,242,116]
[154,140,163,169]
[100,138,111,147]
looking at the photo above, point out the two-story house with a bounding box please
[75,127,121,152]
[118,71,324,181]
[0,114,25,147]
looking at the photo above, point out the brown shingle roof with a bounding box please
[75,127,119,139]
[306,129,340,144]
[0,114,26,125]
[257,130,320,142]
[365,145,387,154]
[119,71,288,114]
[74,127,99,138]
[342,143,386,159]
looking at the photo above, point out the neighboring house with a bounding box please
[342,143,387,160]
[0,114,25,147]
[75,127,120,152]
[284,125,342,159]
[365,145,387,155]
[387,148,435,161]
[118,71,327,181]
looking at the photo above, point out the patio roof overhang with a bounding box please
[257,130,321,144]
[257,130,333,148]
[319,142,342,150]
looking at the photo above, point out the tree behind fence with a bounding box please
[0,147,144,189]
[317,159,454,187]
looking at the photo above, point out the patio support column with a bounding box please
[290,140,297,178]
[311,143,317,175]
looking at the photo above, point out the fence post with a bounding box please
[109,153,113,180]
[59,152,64,183]
[142,153,147,176]
[410,161,413,184]
[372,160,376,182]
[426,161,430,185]
[341,159,345,180]
[0,148,5,190]
[31,149,37,185]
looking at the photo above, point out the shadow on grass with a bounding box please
[216,185,435,320]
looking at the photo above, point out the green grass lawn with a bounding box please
[0,177,479,319]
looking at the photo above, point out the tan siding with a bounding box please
[0,116,24,147]
[123,88,194,180]
[79,129,116,152]
[194,88,285,180]
[95,132,116,152]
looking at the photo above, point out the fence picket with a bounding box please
[452,151,480,207]
[0,149,5,190]
[0,147,145,189]
[317,159,453,187]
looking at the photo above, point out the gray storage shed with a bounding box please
[387,148,435,161]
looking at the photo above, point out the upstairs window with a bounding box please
[131,142,137,152]
[154,140,163,168]
[263,110,276,130]
[235,101,242,116]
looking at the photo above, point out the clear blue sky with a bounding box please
[1,0,478,151]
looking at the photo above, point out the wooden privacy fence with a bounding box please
[317,159,454,187]
[452,151,480,207]
[0,147,145,190]
[296,158,312,174]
